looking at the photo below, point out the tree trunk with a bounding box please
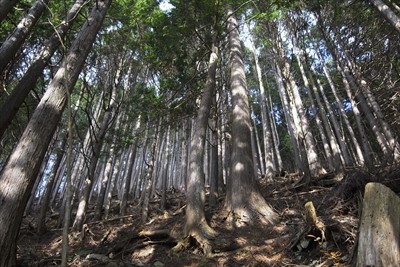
[310,62,352,166]
[370,0,400,33]
[120,117,141,215]
[293,45,335,170]
[0,0,88,139]
[224,9,277,227]
[273,63,303,173]
[209,94,219,208]
[316,49,364,166]
[73,72,118,230]
[317,19,373,166]
[184,44,218,252]
[37,136,67,235]
[141,123,160,224]
[0,0,19,23]
[249,36,275,178]
[277,31,326,178]
[356,182,400,266]
[0,0,50,74]
[0,1,111,265]
[160,124,171,211]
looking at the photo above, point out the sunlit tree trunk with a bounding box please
[317,18,373,166]
[224,9,277,227]
[268,91,282,172]
[273,63,302,173]
[0,1,111,265]
[249,37,275,178]
[370,0,400,33]
[251,114,266,177]
[184,45,218,252]
[104,150,123,218]
[0,0,88,139]
[309,62,352,167]
[0,0,50,74]
[316,50,364,166]
[293,46,335,170]
[276,33,326,178]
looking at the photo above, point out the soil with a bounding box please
[17,168,400,267]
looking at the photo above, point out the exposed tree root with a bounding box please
[172,221,217,256]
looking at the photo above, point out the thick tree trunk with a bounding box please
[0,0,50,74]
[224,9,277,227]
[356,182,400,266]
[184,45,219,252]
[0,1,111,265]
[0,0,88,139]
[0,0,19,23]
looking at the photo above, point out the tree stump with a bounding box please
[356,182,400,267]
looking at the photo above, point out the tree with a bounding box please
[0,1,111,265]
[183,44,219,254]
[0,0,19,23]
[0,0,50,75]
[370,0,400,33]
[224,8,277,227]
[0,0,88,139]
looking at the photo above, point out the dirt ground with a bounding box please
[17,168,399,267]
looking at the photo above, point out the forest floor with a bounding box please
[17,168,400,267]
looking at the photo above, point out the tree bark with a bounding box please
[273,62,303,173]
[160,124,171,211]
[0,0,19,24]
[316,49,364,166]
[370,0,400,33]
[249,35,275,178]
[0,1,111,265]
[0,0,88,139]
[184,44,219,252]
[224,9,277,227]
[120,117,141,216]
[356,182,400,266]
[73,66,118,230]
[37,136,67,235]
[0,0,50,74]
[141,123,160,224]
[276,31,326,178]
